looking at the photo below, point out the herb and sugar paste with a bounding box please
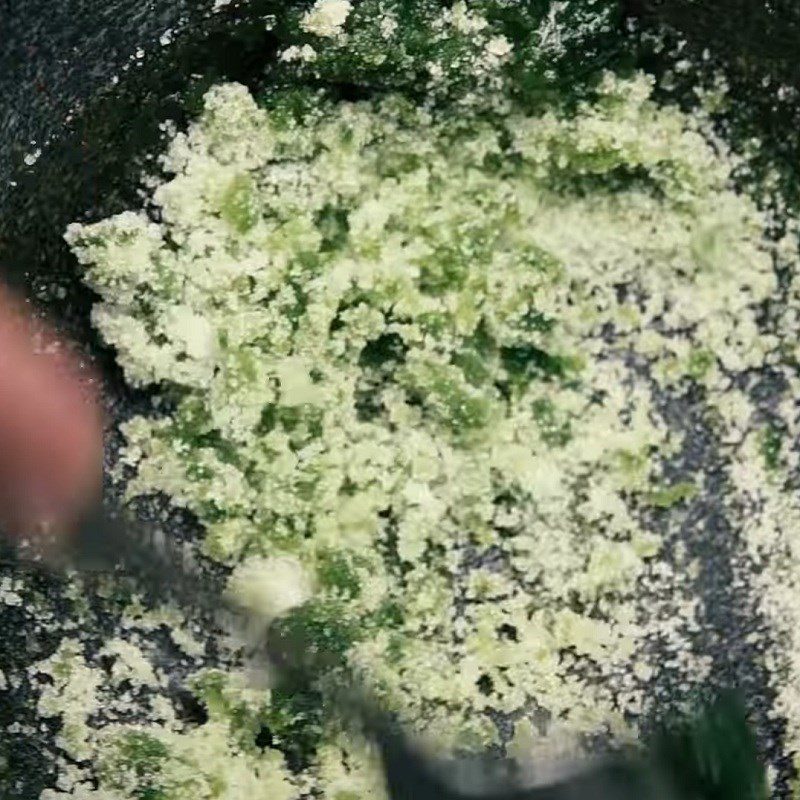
[21,6,800,797]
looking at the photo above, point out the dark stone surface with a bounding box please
[0,0,194,187]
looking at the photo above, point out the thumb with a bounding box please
[0,285,104,540]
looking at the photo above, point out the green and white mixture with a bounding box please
[23,2,800,799]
